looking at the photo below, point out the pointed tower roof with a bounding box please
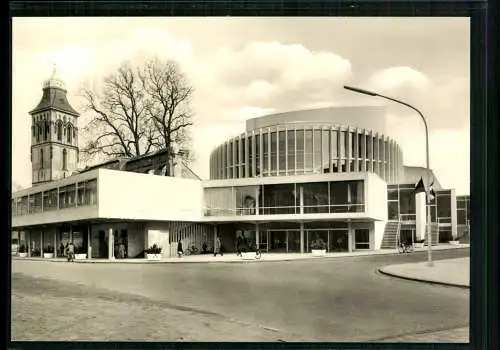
[30,65,80,117]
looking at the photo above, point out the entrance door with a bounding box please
[287,230,300,252]
[354,229,370,249]
[329,230,349,252]
[268,231,287,252]
[259,231,269,252]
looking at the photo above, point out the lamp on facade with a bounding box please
[343,85,434,267]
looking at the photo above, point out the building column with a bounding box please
[255,223,260,249]
[54,231,57,258]
[27,231,31,257]
[40,230,44,257]
[415,191,426,241]
[300,222,304,254]
[108,228,114,259]
[69,224,73,243]
[87,225,92,259]
[213,225,217,251]
[348,222,353,253]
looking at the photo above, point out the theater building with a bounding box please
[11,75,469,259]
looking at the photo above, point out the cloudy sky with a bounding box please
[12,17,470,194]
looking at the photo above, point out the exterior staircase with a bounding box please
[381,221,400,249]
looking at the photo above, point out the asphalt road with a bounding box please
[12,248,469,341]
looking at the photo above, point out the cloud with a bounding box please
[367,66,431,92]
[200,41,352,111]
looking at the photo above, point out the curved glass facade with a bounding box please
[209,124,404,184]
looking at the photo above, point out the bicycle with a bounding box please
[398,242,414,254]
[184,246,199,256]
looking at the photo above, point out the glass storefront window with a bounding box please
[235,186,258,215]
[329,180,364,213]
[278,131,286,174]
[296,130,304,172]
[248,136,254,177]
[287,130,295,174]
[59,184,76,209]
[388,201,399,220]
[270,132,277,173]
[305,130,313,171]
[388,188,399,200]
[399,188,416,215]
[43,189,58,211]
[322,130,330,172]
[30,193,42,213]
[329,230,349,252]
[437,194,452,219]
[256,135,261,176]
[263,133,269,174]
[302,182,329,213]
[260,183,297,215]
[17,196,28,215]
[313,130,322,172]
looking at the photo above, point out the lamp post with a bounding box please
[343,85,433,266]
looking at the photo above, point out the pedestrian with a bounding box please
[66,242,74,262]
[177,240,183,258]
[119,241,125,259]
[59,242,65,257]
[214,236,223,257]
[236,234,243,256]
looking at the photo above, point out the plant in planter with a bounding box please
[18,244,28,257]
[30,248,40,257]
[310,239,327,256]
[145,244,162,260]
[414,239,425,248]
[74,245,87,260]
[43,245,54,258]
[240,244,261,260]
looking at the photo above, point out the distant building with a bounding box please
[11,74,469,259]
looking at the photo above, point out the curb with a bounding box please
[12,246,469,265]
[377,267,469,289]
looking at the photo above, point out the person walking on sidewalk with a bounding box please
[177,241,183,258]
[66,242,75,262]
[214,236,223,257]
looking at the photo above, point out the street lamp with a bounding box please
[344,85,434,267]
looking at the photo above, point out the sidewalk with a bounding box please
[378,257,470,288]
[13,244,469,264]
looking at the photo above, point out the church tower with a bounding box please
[29,67,80,186]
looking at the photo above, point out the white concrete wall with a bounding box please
[373,221,386,250]
[450,189,458,239]
[97,169,204,222]
[365,173,388,221]
[415,192,426,240]
[144,222,171,258]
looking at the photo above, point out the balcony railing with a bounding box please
[204,204,365,217]
[399,214,416,222]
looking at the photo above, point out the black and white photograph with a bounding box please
[11,17,470,343]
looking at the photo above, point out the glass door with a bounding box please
[287,230,300,252]
[268,230,287,252]
[354,229,370,249]
[329,230,349,252]
[259,230,269,252]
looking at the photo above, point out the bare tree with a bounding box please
[80,58,194,175]
[139,57,194,175]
